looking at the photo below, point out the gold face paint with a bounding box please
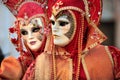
[50,11,75,47]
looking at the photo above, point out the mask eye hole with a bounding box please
[59,21,69,26]
[20,29,28,35]
[32,27,40,32]
[50,20,55,25]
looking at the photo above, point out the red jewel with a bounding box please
[11,38,18,44]
[9,27,15,33]
[97,41,99,44]
[103,36,106,39]
[88,47,90,50]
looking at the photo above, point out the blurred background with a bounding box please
[100,0,120,48]
[0,1,19,60]
[0,0,120,60]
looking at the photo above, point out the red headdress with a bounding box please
[9,1,47,58]
[49,0,107,79]
[2,0,47,16]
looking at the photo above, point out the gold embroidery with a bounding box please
[52,1,63,15]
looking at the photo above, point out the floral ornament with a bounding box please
[9,20,23,53]
[52,1,63,15]
[9,26,16,33]
[90,30,100,40]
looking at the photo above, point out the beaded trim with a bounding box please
[52,46,57,80]
[52,6,85,16]
[105,46,114,68]
[75,13,85,80]
[83,0,90,23]
[81,54,90,80]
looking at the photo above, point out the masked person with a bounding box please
[34,0,120,80]
[0,1,48,80]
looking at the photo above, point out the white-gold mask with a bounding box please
[20,17,44,52]
[50,11,75,47]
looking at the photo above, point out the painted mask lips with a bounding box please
[30,41,36,45]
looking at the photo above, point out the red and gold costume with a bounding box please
[34,0,120,80]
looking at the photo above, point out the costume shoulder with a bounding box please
[18,52,33,68]
[108,46,120,79]
[0,56,23,80]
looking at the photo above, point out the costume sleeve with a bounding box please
[17,53,34,72]
[108,46,120,79]
[0,56,23,80]
[22,61,35,80]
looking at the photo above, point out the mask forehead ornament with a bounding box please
[52,0,85,16]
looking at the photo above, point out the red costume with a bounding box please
[34,0,120,79]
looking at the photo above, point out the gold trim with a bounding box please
[75,13,85,80]
[82,54,90,80]
[53,6,85,16]
[83,0,90,23]
[105,46,114,68]
[83,21,107,53]
[52,48,57,80]
[83,38,106,53]
[89,21,106,38]
[69,59,73,80]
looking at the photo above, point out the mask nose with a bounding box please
[28,31,34,39]
[52,23,59,33]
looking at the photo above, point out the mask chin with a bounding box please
[28,45,41,53]
[53,35,70,47]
